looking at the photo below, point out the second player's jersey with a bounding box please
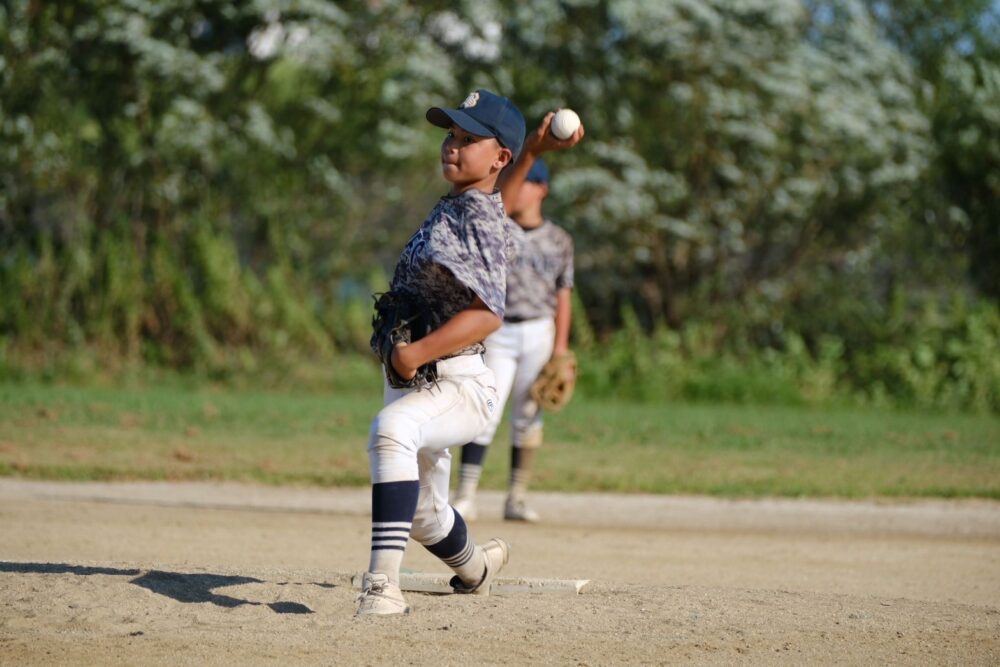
[503,219,574,322]
[388,188,518,358]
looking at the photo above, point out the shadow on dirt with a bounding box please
[0,561,315,614]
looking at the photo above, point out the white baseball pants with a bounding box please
[367,354,497,545]
[473,317,555,448]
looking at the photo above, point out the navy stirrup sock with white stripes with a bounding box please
[423,508,485,584]
[455,443,488,500]
[461,443,488,467]
[368,480,419,585]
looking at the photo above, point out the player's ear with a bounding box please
[493,145,513,171]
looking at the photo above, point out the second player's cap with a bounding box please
[526,158,549,184]
[427,89,526,161]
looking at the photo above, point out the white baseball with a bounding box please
[550,108,581,140]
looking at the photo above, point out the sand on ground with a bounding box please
[1,479,998,665]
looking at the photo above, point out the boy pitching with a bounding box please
[453,112,584,523]
[357,89,526,616]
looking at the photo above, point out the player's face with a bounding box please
[440,125,510,193]
[510,180,548,219]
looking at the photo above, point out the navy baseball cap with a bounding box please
[525,158,549,184]
[427,89,527,161]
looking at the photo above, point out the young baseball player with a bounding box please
[452,112,584,523]
[356,89,526,617]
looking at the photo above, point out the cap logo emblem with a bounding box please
[460,91,480,109]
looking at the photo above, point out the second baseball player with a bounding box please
[453,111,584,522]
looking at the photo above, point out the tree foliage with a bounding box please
[1,1,996,408]
[495,0,931,333]
[858,0,1000,298]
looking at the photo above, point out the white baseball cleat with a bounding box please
[504,497,540,523]
[355,572,411,616]
[450,538,510,595]
[452,495,478,522]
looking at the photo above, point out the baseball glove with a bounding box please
[530,351,577,412]
[370,291,439,389]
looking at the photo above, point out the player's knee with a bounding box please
[409,505,450,545]
[367,409,419,457]
[471,428,496,447]
[514,424,544,449]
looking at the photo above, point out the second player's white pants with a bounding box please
[473,317,555,448]
[367,354,497,545]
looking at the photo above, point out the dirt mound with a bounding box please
[2,480,998,665]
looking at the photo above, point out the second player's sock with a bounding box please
[423,509,485,584]
[508,445,537,501]
[456,443,488,499]
[368,480,419,585]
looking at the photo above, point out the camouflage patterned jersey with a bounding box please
[503,220,574,322]
[387,188,519,358]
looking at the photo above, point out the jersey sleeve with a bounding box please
[426,194,508,319]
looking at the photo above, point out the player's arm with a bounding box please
[392,295,500,379]
[499,111,585,211]
[553,287,572,357]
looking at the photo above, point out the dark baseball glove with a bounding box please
[530,351,578,412]
[370,291,439,389]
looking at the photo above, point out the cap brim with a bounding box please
[426,108,501,145]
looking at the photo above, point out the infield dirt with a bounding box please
[2,479,998,665]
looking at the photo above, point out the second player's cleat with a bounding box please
[355,572,411,616]
[451,495,478,522]
[504,497,540,523]
[450,538,510,595]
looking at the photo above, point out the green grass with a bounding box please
[1,380,998,499]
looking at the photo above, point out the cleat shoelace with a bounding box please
[357,582,386,605]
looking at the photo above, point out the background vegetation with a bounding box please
[2,0,999,413]
[4,381,998,498]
